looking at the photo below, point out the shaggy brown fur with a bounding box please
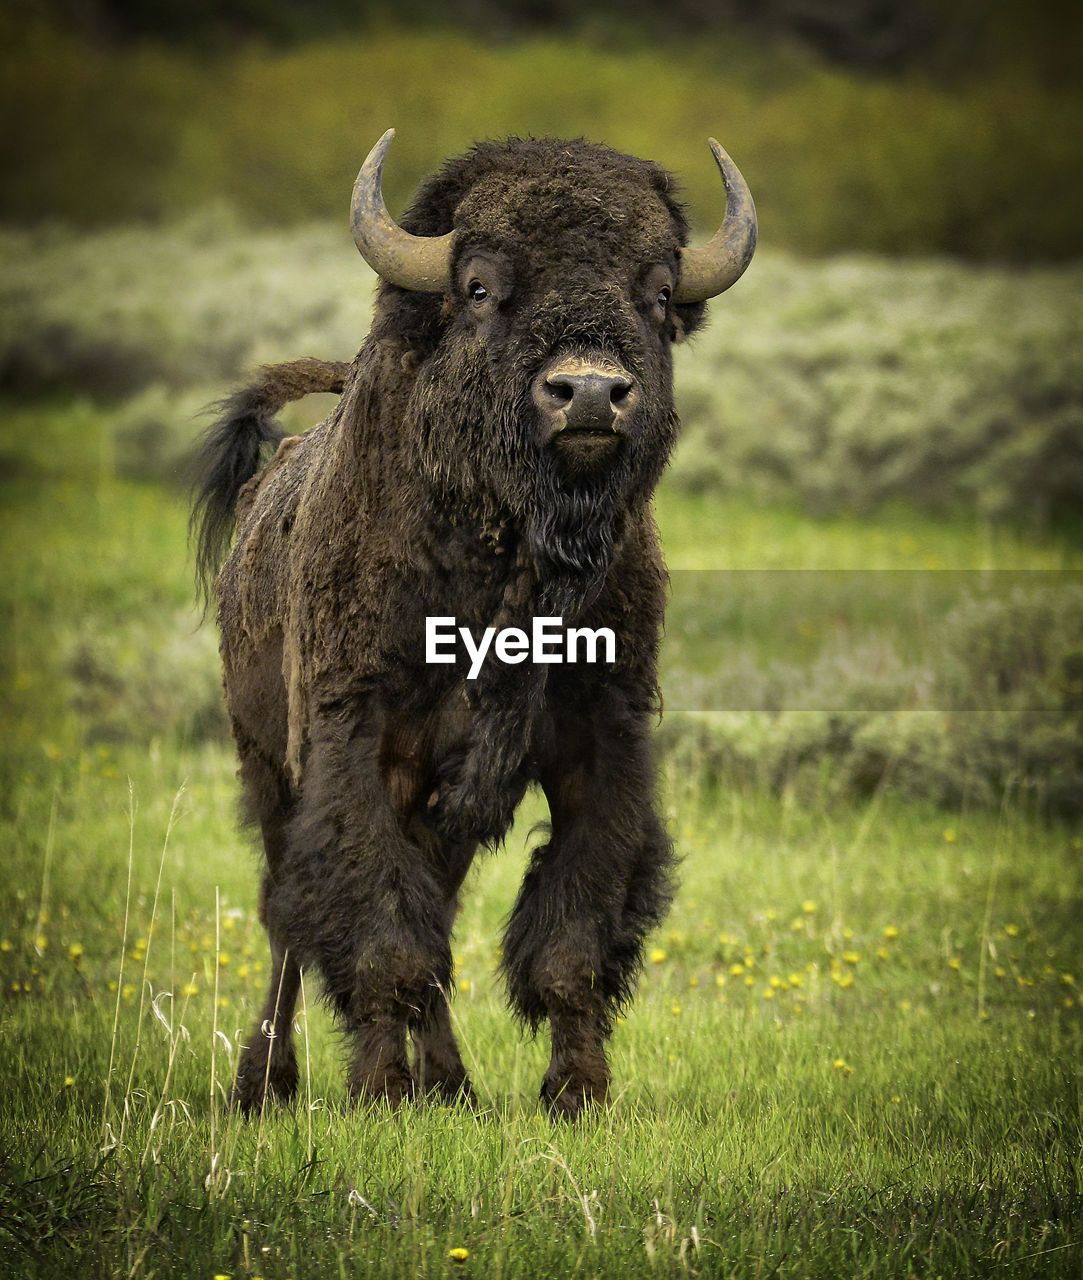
[191,137,713,1119]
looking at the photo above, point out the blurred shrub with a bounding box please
[0,214,375,399]
[936,585,1083,814]
[60,610,229,745]
[671,253,1083,529]
[3,217,1079,527]
[1,17,1080,260]
[658,583,1083,816]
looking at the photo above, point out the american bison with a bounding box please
[191,130,755,1118]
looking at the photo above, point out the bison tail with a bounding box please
[189,358,350,605]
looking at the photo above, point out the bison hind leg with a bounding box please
[231,926,302,1115]
[412,996,476,1106]
[231,747,302,1115]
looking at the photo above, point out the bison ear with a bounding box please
[672,301,706,343]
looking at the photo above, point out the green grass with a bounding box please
[2,741,1080,1277]
[2,475,1080,1278]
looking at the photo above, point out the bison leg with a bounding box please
[412,994,476,1104]
[406,899,474,1104]
[231,903,301,1114]
[264,717,457,1109]
[502,696,675,1120]
[231,748,302,1114]
[535,932,613,1121]
[346,1016,414,1107]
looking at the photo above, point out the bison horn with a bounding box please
[674,139,757,304]
[351,129,454,293]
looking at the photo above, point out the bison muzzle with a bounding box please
[191,129,755,1119]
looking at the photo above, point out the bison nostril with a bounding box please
[610,378,633,406]
[545,378,575,406]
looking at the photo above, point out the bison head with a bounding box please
[354,132,755,602]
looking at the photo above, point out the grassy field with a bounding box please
[1,222,1081,1277]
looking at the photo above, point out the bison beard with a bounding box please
[191,132,754,1119]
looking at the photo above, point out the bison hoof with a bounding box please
[540,1075,607,1122]
[230,1058,299,1117]
[417,1072,478,1108]
[347,1065,416,1109]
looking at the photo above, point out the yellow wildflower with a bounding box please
[449,1249,470,1263]
[650,948,666,963]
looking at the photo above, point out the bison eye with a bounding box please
[657,286,671,310]
[468,281,489,304]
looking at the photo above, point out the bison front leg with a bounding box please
[502,697,675,1120]
[532,924,614,1121]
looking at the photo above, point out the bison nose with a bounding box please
[532,359,638,437]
